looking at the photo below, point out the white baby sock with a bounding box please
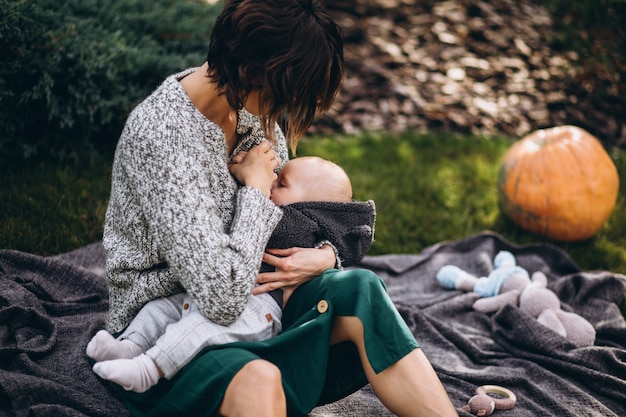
[92,354,160,393]
[86,330,143,361]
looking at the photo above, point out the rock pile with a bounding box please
[311,0,625,147]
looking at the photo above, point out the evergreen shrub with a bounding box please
[0,0,221,163]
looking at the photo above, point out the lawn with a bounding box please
[299,132,626,273]
[2,131,625,277]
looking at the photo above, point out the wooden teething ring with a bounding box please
[480,385,517,404]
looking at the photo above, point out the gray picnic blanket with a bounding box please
[1,231,625,417]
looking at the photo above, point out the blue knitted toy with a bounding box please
[437,251,529,297]
[436,250,596,347]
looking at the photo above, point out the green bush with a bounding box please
[0,0,221,163]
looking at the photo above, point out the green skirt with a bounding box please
[119,268,419,416]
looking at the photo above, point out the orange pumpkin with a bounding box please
[498,125,619,241]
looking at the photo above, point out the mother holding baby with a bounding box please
[95,0,457,416]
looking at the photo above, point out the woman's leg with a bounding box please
[331,316,457,417]
[218,359,287,417]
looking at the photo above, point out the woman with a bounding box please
[101,0,457,416]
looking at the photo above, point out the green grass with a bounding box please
[1,158,112,256]
[298,132,509,255]
[2,132,626,277]
[298,132,626,274]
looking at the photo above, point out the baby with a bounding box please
[87,156,376,392]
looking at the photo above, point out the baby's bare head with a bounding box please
[270,156,352,206]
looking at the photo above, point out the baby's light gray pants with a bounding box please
[120,292,282,379]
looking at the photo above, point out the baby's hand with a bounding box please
[228,142,279,198]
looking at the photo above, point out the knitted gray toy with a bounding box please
[461,385,516,416]
[437,250,596,347]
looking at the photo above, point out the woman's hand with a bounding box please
[228,141,279,198]
[252,245,336,297]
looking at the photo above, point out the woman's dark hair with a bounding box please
[206,0,344,153]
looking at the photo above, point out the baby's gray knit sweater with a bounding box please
[103,68,288,334]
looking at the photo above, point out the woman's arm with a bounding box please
[252,244,336,298]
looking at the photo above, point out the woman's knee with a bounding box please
[235,360,284,397]
[243,359,282,386]
[220,360,286,417]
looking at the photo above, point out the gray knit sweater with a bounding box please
[103,68,288,333]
